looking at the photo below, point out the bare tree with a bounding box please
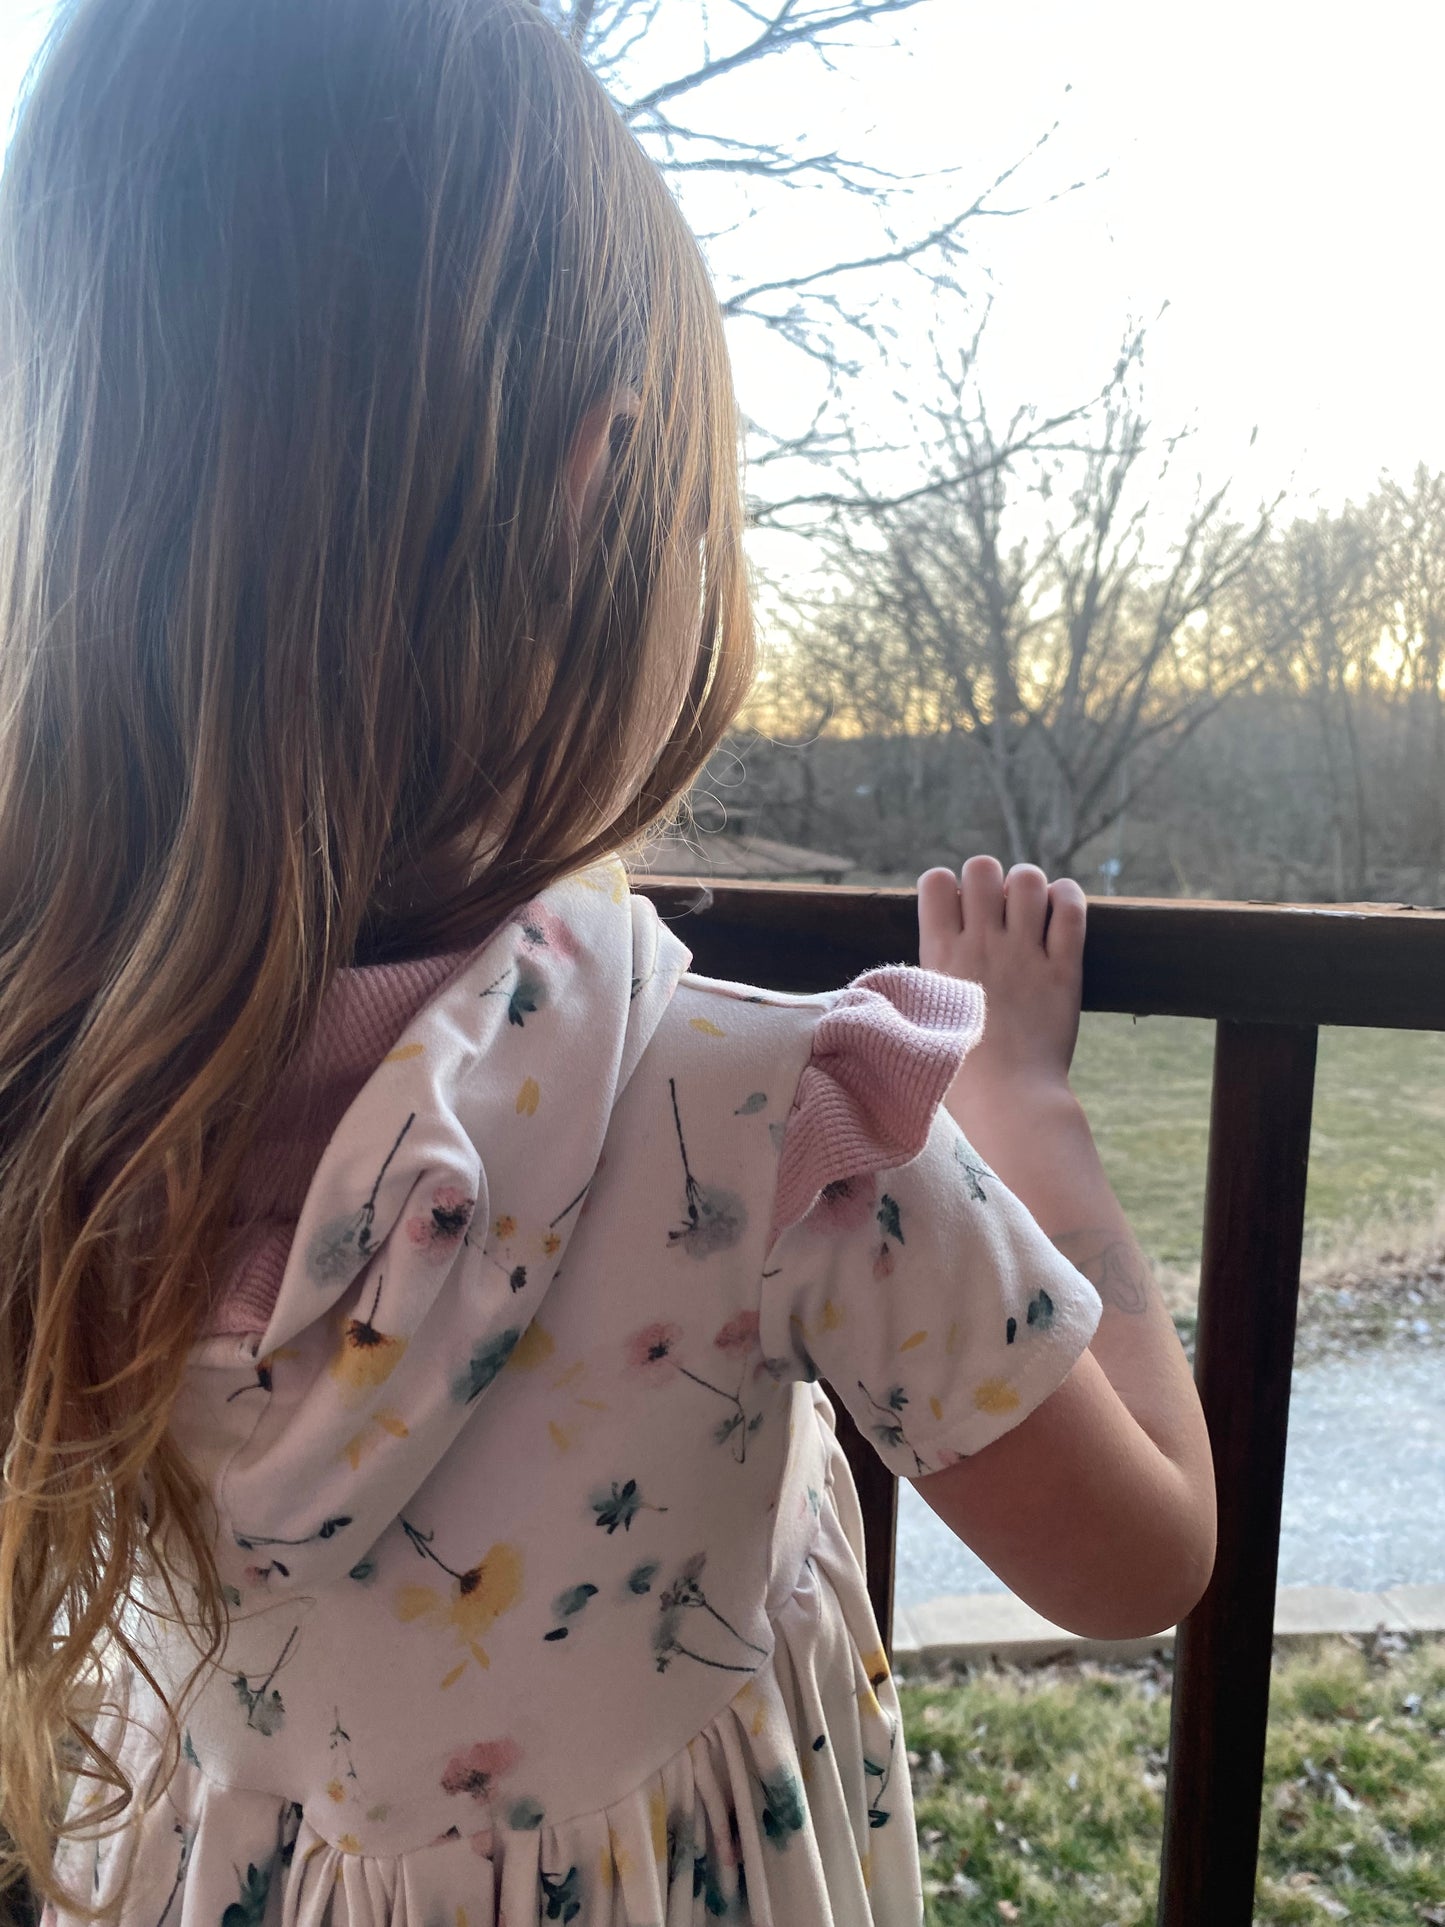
[774,332,1276,873]
[1370,467,1445,896]
[1238,509,1380,896]
[533,0,1092,516]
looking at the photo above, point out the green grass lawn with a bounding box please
[902,1638,1445,1926]
[1069,1016,1445,1278]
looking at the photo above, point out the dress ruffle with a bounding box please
[770,967,985,1240]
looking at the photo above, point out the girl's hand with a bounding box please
[912,858,1217,1640]
[917,856,1086,1107]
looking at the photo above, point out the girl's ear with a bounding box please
[565,393,641,538]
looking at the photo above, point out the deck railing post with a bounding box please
[825,1388,897,1651]
[1157,1020,1318,1926]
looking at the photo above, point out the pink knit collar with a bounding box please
[232,951,470,1225]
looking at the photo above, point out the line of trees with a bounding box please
[720,350,1445,899]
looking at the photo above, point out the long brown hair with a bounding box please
[0,0,752,1905]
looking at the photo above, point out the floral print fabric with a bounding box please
[51,859,1100,1927]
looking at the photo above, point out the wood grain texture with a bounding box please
[1157,1022,1319,1927]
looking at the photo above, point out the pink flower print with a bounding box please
[405,1185,474,1262]
[513,901,579,961]
[625,1321,684,1386]
[713,1311,760,1359]
[810,1173,877,1233]
[440,1737,521,1802]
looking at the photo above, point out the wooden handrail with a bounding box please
[635,878,1445,1927]
[638,880,1445,1029]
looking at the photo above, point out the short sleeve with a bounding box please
[759,971,1102,1476]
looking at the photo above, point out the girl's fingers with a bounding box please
[1002,864,1049,943]
[1044,877,1087,959]
[917,867,963,942]
[960,854,1004,930]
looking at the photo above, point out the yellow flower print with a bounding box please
[859,1647,890,1688]
[974,1378,1021,1415]
[506,1321,555,1372]
[515,1077,540,1116]
[731,1680,766,1738]
[542,1231,561,1257]
[649,1790,668,1864]
[394,1521,523,1682]
[329,1275,407,1400]
[342,1409,408,1471]
[789,1299,845,1349]
[689,1016,726,1038]
[494,1215,517,1240]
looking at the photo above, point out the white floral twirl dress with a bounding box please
[55,859,1101,1927]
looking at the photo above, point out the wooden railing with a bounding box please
[639,880,1445,1927]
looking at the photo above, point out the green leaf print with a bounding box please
[307,1114,417,1281]
[954,1139,990,1202]
[866,1719,899,1830]
[758,1767,805,1847]
[544,1582,598,1640]
[734,1092,767,1115]
[553,1582,598,1618]
[667,1080,747,1258]
[231,1626,298,1736]
[479,965,546,1027]
[590,1478,668,1535]
[625,1562,659,1595]
[653,1552,769,1676]
[539,1865,582,1923]
[509,972,542,1025]
[1028,1288,1056,1331]
[182,1731,200,1768]
[509,1798,544,1831]
[220,1862,270,1927]
[876,1194,904,1244]
[858,1382,928,1476]
[451,1328,520,1404]
[694,1848,729,1916]
[231,1675,284,1737]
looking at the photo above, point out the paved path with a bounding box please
[895,1341,1445,1609]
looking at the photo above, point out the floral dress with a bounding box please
[53,859,1100,1927]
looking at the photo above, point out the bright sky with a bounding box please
[5,0,1443,526]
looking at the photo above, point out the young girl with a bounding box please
[0,2,1215,1923]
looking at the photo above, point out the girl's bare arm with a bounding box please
[909,858,1216,1639]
